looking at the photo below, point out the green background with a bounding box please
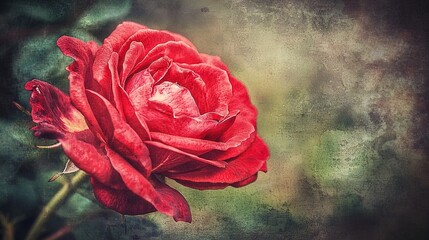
[1,0,429,239]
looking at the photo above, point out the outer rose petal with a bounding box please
[106,147,192,222]
[166,136,269,188]
[117,29,176,63]
[91,178,156,215]
[25,80,124,189]
[132,41,202,75]
[228,74,258,126]
[231,174,259,187]
[163,30,198,50]
[60,135,124,189]
[92,175,194,219]
[200,53,257,126]
[144,140,227,173]
[174,174,258,190]
[86,90,152,176]
[150,120,255,161]
[57,36,104,137]
[25,80,87,135]
[142,109,218,138]
[104,21,148,52]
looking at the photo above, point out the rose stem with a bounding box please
[25,171,88,240]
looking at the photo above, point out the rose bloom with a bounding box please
[25,22,269,222]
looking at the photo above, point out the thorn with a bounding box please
[36,142,62,149]
[48,173,63,182]
[12,101,31,116]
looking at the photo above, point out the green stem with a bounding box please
[25,171,88,240]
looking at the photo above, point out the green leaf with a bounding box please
[76,0,132,30]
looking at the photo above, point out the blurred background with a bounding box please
[1,0,429,239]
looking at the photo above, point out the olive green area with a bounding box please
[1,0,428,239]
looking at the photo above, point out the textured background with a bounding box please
[1,0,429,239]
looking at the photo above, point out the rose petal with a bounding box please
[177,63,232,116]
[150,177,192,223]
[160,63,207,113]
[91,178,156,215]
[146,144,192,173]
[106,147,192,222]
[144,110,218,138]
[166,136,269,185]
[231,174,259,187]
[117,29,176,64]
[127,69,219,138]
[204,110,239,140]
[200,54,257,122]
[173,180,230,190]
[108,52,125,117]
[59,135,123,189]
[108,51,152,142]
[150,120,255,159]
[126,69,154,96]
[121,41,145,83]
[25,80,88,136]
[117,83,151,141]
[86,90,152,176]
[145,140,227,173]
[202,121,256,161]
[87,41,99,55]
[132,41,202,75]
[147,56,173,83]
[200,54,258,126]
[163,30,197,49]
[149,81,200,117]
[260,161,268,172]
[92,44,113,100]
[57,36,103,136]
[229,75,258,126]
[199,53,228,71]
[175,174,259,190]
[104,21,148,52]
[174,173,258,190]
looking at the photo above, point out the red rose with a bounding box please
[25,22,269,222]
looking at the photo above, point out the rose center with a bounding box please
[148,81,200,117]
